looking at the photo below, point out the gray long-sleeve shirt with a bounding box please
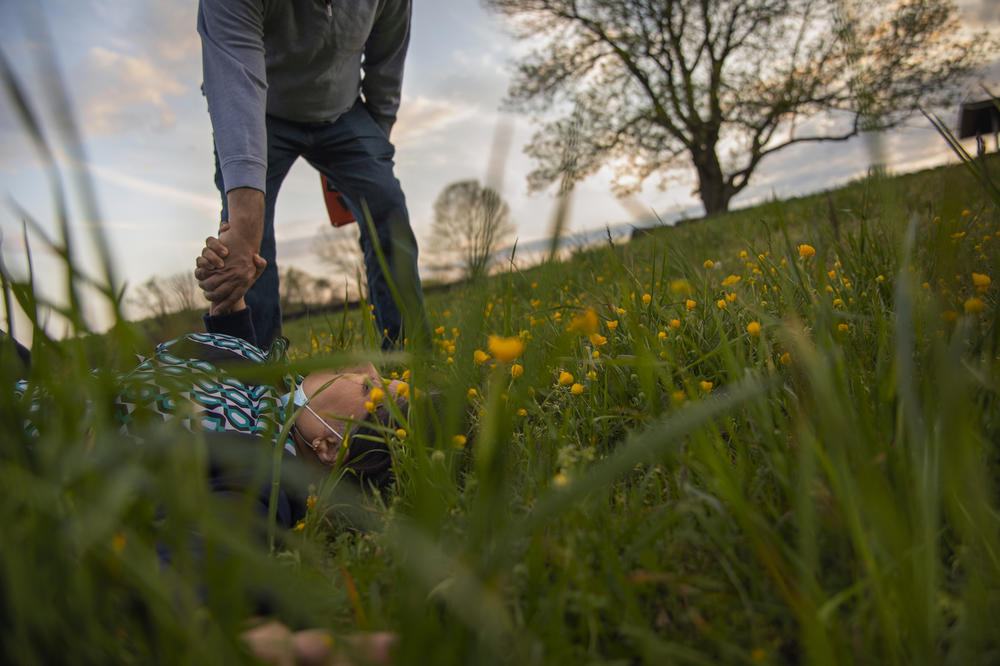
[197,0,411,194]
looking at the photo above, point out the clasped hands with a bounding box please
[194,220,267,315]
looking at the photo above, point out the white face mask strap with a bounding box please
[296,385,344,442]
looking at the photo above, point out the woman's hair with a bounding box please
[340,393,407,492]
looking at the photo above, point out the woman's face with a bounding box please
[293,364,404,463]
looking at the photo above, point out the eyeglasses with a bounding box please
[301,402,344,442]
[288,381,344,445]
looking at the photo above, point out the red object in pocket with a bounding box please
[321,175,356,226]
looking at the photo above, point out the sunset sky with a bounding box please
[0,0,998,333]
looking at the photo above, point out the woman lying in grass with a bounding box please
[9,239,408,665]
[116,293,408,508]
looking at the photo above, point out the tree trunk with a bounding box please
[693,149,733,216]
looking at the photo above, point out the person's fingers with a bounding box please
[217,220,231,235]
[200,279,238,303]
[195,256,218,278]
[197,271,228,293]
[200,242,227,268]
[291,629,334,666]
[242,621,295,666]
[206,236,228,257]
[341,632,398,665]
[215,291,243,313]
[252,254,267,281]
[205,286,238,305]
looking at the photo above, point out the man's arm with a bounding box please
[361,0,411,138]
[197,0,269,310]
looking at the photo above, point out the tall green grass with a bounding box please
[283,159,1000,665]
[3,29,1000,666]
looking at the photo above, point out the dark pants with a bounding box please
[214,99,428,350]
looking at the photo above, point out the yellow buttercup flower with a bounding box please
[964,297,984,315]
[716,299,726,309]
[434,325,445,335]
[589,332,607,347]
[700,381,713,392]
[837,323,849,332]
[369,387,385,404]
[570,383,584,395]
[972,273,991,292]
[780,352,791,366]
[467,388,478,399]
[721,275,741,287]
[558,371,575,386]
[488,335,525,363]
[685,299,697,311]
[798,244,816,258]
[703,259,714,269]
[669,279,693,295]
[511,363,524,378]
[396,428,407,439]
[657,331,667,340]
[553,473,569,487]
[669,318,681,330]
[395,382,410,399]
[364,400,376,414]
[452,435,467,449]
[473,349,491,365]
[607,320,619,331]
[746,321,761,337]
[568,308,599,334]
[642,293,652,305]
[517,408,527,416]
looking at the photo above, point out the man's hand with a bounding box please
[195,221,266,315]
[195,188,266,314]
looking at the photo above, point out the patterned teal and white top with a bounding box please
[115,332,299,455]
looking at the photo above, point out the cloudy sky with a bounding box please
[0,0,997,331]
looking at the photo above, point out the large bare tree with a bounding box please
[485,0,988,214]
[429,180,515,280]
[128,272,205,322]
[312,224,365,301]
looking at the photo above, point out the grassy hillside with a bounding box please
[3,156,999,665]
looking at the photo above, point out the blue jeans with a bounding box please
[214,99,428,350]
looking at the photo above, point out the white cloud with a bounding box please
[80,46,187,135]
[392,95,479,147]
[87,162,218,213]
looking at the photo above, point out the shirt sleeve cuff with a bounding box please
[220,157,267,194]
[203,306,258,347]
